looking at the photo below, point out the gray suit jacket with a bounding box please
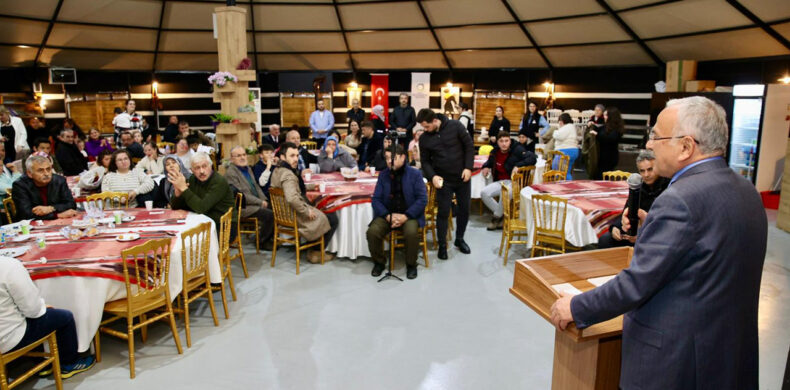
[571,158,766,390]
[224,164,267,218]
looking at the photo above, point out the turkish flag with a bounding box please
[370,73,389,127]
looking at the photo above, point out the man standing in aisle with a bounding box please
[417,108,474,260]
[390,93,416,141]
[309,100,334,148]
[550,96,767,390]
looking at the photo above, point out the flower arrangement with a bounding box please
[208,71,238,87]
[237,58,252,70]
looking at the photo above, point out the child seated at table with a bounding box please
[253,144,275,199]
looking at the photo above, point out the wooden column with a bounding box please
[213,6,256,159]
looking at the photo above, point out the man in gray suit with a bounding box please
[225,146,275,250]
[550,96,767,389]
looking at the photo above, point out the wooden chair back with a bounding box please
[86,191,130,209]
[180,222,212,286]
[512,165,535,193]
[542,170,566,183]
[234,192,244,231]
[2,196,15,224]
[0,332,63,390]
[218,208,233,264]
[501,183,513,221]
[301,141,317,150]
[602,170,631,181]
[531,194,568,256]
[269,187,297,228]
[119,238,173,313]
[546,150,570,176]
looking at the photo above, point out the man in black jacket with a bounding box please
[390,94,416,141]
[54,129,88,176]
[417,108,474,259]
[356,121,383,171]
[598,150,669,248]
[12,155,77,221]
[119,131,144,159]
[346,99,365,124]
[480,131,537,230]
[162,115,180,143]
[261,124,284,148]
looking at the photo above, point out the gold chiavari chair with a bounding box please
[0,332,63,390]
[424,183,454,248]
[386,223,430,269]
[511,165,536,212]
[94,238,183,379]
[230,193,250,278]
[542,170,566,183]
[301,141,317,150]
[530,194,569,257]
[269,187,324,275]
[212,208,236,319]
[176,222,219,348]
[156,141,175,151]
[602,170,631,181]
[236,192,260,255]
[86,191,130,209]
[2,196,15,224]
[499,184,530,265]
[546,150,570,178]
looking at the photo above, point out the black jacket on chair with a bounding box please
[11,175,76,220]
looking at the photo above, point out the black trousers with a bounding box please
[9,308,80,363]
[247,207,274,243]
[436,179,471,246]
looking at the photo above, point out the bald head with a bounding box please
[286,130,301,146]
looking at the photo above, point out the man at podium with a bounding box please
[550,96,767,389]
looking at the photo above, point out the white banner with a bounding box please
[410,72,431,112]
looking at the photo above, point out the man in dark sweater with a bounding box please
[417,108,475,259]
[356,121,383,171]
[54,129,88,176]
[168,151,236,231]
[390,93,416,141]
[119,131,144,159]
[12,154,77,221]
[346,99,365,124]
[598,150,669,248]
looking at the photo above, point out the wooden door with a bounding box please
[68,96,125,134]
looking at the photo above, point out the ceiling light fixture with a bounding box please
[779,75,790,84]
[17,45,30,49]
[350,81,358,88]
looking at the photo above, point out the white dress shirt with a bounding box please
[0,257,46,353]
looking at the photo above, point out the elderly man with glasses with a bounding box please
[551,96,767,390]
[11,155,78,221]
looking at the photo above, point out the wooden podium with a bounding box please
[510,247,633,390]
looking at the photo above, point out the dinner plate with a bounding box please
[0,245,30,258]
[12,235,32,243]
[122,216,135,222]
[116,233,140,242]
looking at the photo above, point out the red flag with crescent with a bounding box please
[370,73,389,127]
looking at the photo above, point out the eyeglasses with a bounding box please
[648,129,700,144]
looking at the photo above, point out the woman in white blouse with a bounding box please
[101,150,155,207]
[78,149,113,190]
[134,142,164,175]
[552,113,581,180]
[175,138,193,172]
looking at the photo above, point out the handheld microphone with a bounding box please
[626,173,642,236]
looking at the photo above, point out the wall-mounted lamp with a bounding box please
[349,81,358,88]
[152,81,159,96]
[779,75,790,84]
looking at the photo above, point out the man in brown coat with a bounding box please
[270,142,338,263]
[224,146,275,250]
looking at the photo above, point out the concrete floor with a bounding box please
[15,211,790,390]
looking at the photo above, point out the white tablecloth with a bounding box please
[471,158,547,198]
[33,212,221,352]
[327,203,373,260]
[518,186,599,248]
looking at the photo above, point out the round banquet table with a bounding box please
[518,181,628,248]
[16,210,221,352]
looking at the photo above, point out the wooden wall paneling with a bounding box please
[474,91,526,133]
[280,95,331,138]
[99,100,124,134]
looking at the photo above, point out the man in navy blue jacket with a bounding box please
[550,96,767,390]
[366,144,427,279]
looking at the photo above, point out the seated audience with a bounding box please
[155,155,190,208]
[119,131,144,159]
[370,136,393,172]
[134,142,164,175]
[271,142,338,264]
[253,144,275,198]
[169,152,236,234]
[78,149,113,190]
[480,131,537,230]
[261,124,283,148]
[284,129,317,172]
[318,136,356,172]
[101,150,155,207]
[60,118,85,141]
[54,128,88,176]
[132,130,144,145]
[327,129,357,158]
[31,137,62,174]
[76,138,87,158]
[84,127,113,159]
[356,121,383,171]
[25,116,47,150]
[408,128,423,168]
[598,150,669,248]
[175,138,194,170]
[0,141,21,193]
[12,155,77,220]
[0,257,95,379]
[177,121,214,148]
[225,146,275,250]
[162,115,180,143]
[343,120,363,150]
[516,133,530,151]
[366,145,427,279]
[553,113,580,180]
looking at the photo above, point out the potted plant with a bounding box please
[210,113,234,128]
[208,71,238,89]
